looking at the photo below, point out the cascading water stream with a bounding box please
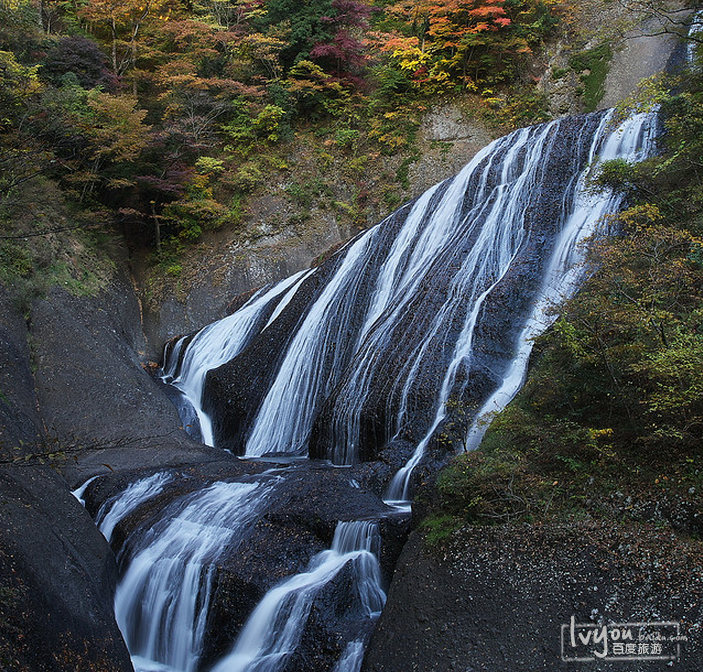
[461,109,658,454]
[103,476,278,672]
[384,109,658,502]
[96,471,173,542]
[243,234,378,457]
[163,109,656,479]
[209,520,385,672]
[331,640,366,672]
[162,268,314,445]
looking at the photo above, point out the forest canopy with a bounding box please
[0,0,560,256]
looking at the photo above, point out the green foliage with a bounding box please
[254,0,335,68]
[0,159,117,310]
[421,513,462,546]
[0,241,34,280]
[286,177,332,210]
[195,157,225,175]
[592,158,638,192]
[568,43,612,112]
[252,104,287,142]
[479,86,550,131]
[369,108,421,156]
[162,172,228,240]
[334,127,360,149]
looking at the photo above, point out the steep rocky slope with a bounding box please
[363,526,703,671]
[0,285,133,671]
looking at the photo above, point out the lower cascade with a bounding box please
[83,108,658,672]
[90,471,387,672]
[210,521,385,672]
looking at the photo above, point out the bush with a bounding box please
[41,36,115,90]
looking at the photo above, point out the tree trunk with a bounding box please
[111,18,118,73]
[151,202,161,253]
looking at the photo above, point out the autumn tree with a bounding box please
[192,0,266,30]
[0,50,46,209]
[78,0,174,89]
[41,35,116,89]
[255,0,336,68]
[377,0,556,89]
[310,0,372,80]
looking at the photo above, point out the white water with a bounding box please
[462,110,658,453]
[114,479,276,672]
[244,234,376,456]
[162,110,656,491]
[162,269,313,446]
[71,474,101,506]
[96,472,173,542]
[332,640,366,672]
[384,110,657,502]
[210,520,385,672]
[113,107,661,672]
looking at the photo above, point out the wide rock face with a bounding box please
[0,255,227,671]
[29,276,220,484]
[0,285,132,672]
[362,525,703,672]
[0,467,133,672]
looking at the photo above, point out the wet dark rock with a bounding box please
[0,286,41,453]
[200,114,610,476]
[27,274,222,486]
[0,284,132,672]
[0,466,133,672]
[201,244,372,455]
[286,561,380,672]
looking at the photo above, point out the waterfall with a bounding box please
[384,110,657,501]
[460,110,657,453]
[110,478,277,672]
[113,106,660,672]
[96,472,174,542]
[71,474,101,506]
[331,640,366,672]
[209,520,385,672]
[162,269,314,446]
[164,109,656,486]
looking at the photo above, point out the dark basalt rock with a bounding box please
[362,525,703,672]
[201,255,346,454]
[284,561,381,672]
[0,284,132,672]
[0,466,133,672]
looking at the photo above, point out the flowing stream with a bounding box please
[210,521,385,672]
[89,107,658,672]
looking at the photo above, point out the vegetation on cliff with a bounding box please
[0,0,563,298]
